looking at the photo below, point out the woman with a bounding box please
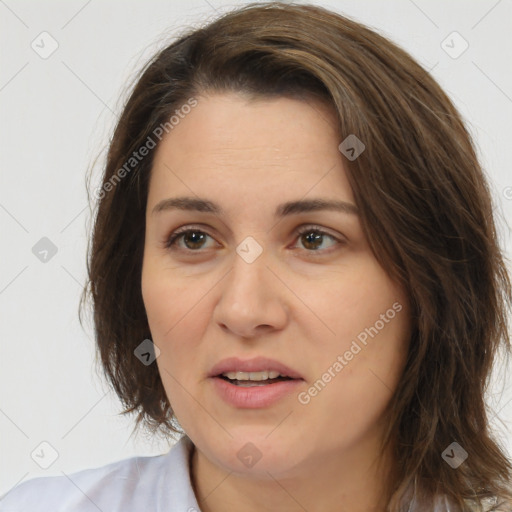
[2,2,511,511]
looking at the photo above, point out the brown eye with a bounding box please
[165,229,215,251]
[300,231,324,250]
[294,226,341,252]
[180,231,207,250]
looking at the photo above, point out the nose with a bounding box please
[213,247,289,338]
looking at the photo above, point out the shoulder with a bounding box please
[0,437,193,512]
[0,453,168,511]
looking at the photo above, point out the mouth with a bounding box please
[217,370,297,387]
[209,356,304,384]
[208,358,304,408]
[208,357,305,409]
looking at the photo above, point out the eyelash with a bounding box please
[163,224,344,254]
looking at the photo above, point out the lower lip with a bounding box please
[210,377,304,408]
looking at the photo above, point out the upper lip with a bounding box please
[209,357,303,379]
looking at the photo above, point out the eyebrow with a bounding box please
[152,196,359,217]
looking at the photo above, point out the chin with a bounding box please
[203,429,304,477]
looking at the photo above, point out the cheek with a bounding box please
[299,257,411,424]
[142,268,210,429]
[141,262,207,390]
[141,254,205,336]
[296,254,409,350]
[301,321,409,449]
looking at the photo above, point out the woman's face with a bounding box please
[141,92,411,477]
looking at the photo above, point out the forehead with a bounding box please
[148,93,355,208]
[155,92,340,163]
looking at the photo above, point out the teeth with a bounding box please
[222,370,282,381]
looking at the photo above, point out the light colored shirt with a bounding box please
[0,434,201,511]
[1,435,509,511]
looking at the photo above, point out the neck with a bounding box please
[189,437,397,512]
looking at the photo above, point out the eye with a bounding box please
[293,225,342,253]
[163,224,344,253]
[164,227,217,251]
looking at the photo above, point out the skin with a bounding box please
[141,92,412,512]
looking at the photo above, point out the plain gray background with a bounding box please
[1,0,511,496]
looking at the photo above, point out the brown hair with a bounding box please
[80,2,512,510]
